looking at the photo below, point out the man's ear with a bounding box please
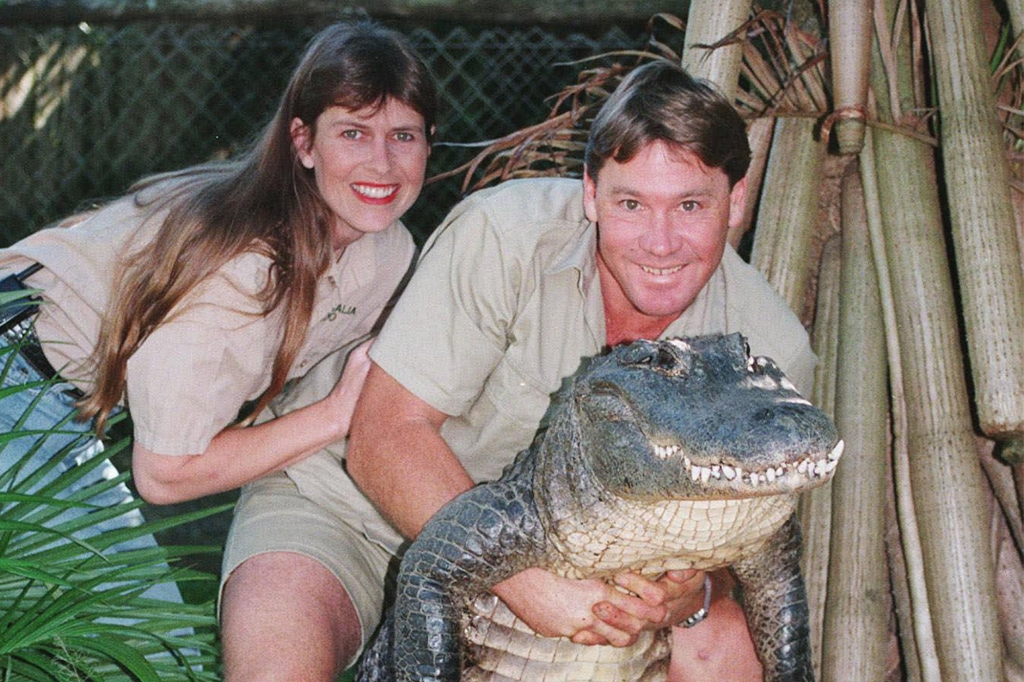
[727,176,748,230]
[582,167,599,223]
[290,117,315,170]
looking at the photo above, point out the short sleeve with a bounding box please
[126,253,280,455]
[371,194,519,416]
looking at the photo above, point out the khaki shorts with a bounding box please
[220,470,400,661]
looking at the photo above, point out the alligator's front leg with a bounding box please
[730,514,814,682]
[392,476,544,682]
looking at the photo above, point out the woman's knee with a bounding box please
[221,552,362,681]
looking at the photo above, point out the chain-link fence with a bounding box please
[1,12,646,246]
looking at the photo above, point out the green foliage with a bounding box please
[0,306,229,680]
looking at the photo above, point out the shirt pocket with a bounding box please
[482,357,557,434]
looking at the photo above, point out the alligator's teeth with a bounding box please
[700,467,712,484]
[829,440,845,461]
[824,459,839,473]
[814,460,825,476]
[684,456,692,469]
[765,468,776,483]
[776,466,786,478]
[722,465,736,480]
[797,459,809,474]
[711,465,721,479]
[746,356,755,371]
[749,473,759,487]
[690,466,701,482]
[734,466,744,480]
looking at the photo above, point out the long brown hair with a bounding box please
[79,21,437,435]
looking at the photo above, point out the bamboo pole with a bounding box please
[861,126,939,682]
[923,0,1024,441]
[869,121,1005,681]
[681,0,752,101]
[820,160,890,682]
[827,0,873,153]
[1004,0,1024,44]
[750,116,825,317]
[800,233,841,679]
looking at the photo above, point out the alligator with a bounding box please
[356,333,843,682]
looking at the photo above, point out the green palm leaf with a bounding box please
[0,308,228,681]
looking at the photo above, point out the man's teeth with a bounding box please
[654,440,846,486]
[353,184,397,199]
[641,264,682,276]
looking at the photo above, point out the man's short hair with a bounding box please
[584,60,750,187]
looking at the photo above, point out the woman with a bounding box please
[0,19,435,669]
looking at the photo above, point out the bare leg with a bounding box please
[667,572,762,682]
[221,552,362,682]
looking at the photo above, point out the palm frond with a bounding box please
[0,346,228,681]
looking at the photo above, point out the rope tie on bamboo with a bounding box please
[820,104,867,145]
[680,574,713,628]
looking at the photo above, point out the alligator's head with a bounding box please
[570,333,843,501]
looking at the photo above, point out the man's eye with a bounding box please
[680,200,699,212]
[342,129,362,140]
[622,199,641,211]
[394,131,415,142]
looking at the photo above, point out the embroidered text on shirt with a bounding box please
[324,304,357,321]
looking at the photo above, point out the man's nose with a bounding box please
[639,213,680,255]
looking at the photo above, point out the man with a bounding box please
[348,60,816,679]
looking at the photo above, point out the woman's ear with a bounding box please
[290,117,315,170]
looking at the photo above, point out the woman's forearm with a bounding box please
[131,392,347,504]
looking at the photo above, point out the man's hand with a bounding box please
[493,567,701,647]
[600,569,709,632]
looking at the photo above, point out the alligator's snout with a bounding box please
[574,333,842,500]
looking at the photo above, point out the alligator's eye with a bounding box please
[622,342,693,376]
[648,345,693,377]
[654,346,678,371]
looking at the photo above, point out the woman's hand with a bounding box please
[492,567,681,647]
[323,339,374,438]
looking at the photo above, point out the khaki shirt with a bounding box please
[289,177,815,554]
[0,189,416,455]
